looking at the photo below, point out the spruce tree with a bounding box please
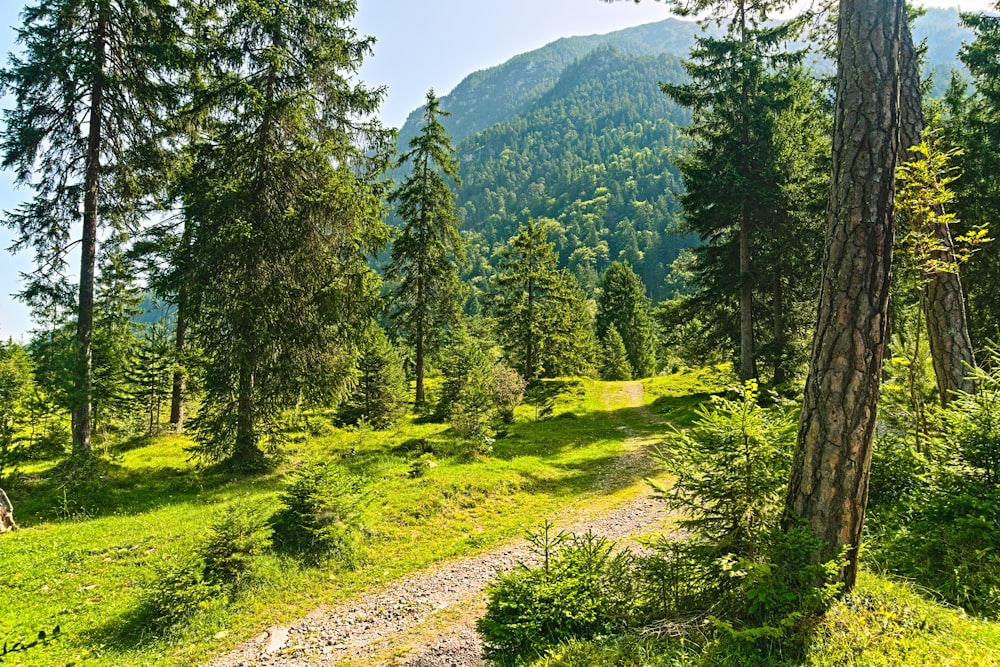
[1,0,181,456]
[387,90,465,407]
[492,219,596,379]
[339,328,408,430]
[596,261,657,379]
[539,270,599,378]
[601,326,632,381]
[180,0,393,469]
[662,0,802,381]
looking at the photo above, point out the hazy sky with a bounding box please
[0,0,996,339]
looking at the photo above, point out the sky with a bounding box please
[0,0,996,340]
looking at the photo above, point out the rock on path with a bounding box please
[206,494,674,667]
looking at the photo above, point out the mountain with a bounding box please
[396,17,714,147]
[454,47,691,300]
[393,9,974,302]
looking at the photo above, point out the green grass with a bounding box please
[0,371,725,667]
[528,573,1000,666]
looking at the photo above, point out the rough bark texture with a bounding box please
[773,275,787,385]
[0,488,16,533]
[72,10,108,457]
[170,298,187,431]
[740,218,756,380]
[898,19,976,405]
[784,0,902,589]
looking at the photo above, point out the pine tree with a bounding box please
[493,219,559,380]
[492,219,596,379]
[596,261,657,378]
[387,90,465,407]
[662,1,802,381]
[181,0,393,469]
[784,0,903,589]
[944,7,1000,359]
[601,326,632,381]
[132,318,174,436]
[339,327,408,430]
[538,270,599,378]
[1,0,181,456]
[91,247,143,435]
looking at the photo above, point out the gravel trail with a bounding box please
[206,381,672,667]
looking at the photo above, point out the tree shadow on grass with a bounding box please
[648,393,715,428]
[10,459,285,528]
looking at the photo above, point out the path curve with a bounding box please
[206,381,673,667]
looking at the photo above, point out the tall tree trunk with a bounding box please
[898,19,976,405]
[773,275,786,386]
[234,366,261,468]
[526,270,535,380]
[737,0,757,382]
[170,220,192,432]
[170,294,188,431]
[739,217,756,380]
[415,314,425,406]
[73,10,108,458]
[783,0,903,589]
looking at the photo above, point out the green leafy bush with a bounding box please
[144,501,271,627]
[271,460,369,566]
[201,501,272,585]
[654,380,795,564]
[872,347,1000,617]
[885,488,1000,617]
[478,524,638,663]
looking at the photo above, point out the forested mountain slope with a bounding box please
[392,8,972,302]
[455,48,691,300]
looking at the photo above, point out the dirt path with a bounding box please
[206,381,672,667]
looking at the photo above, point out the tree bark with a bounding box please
[73,9,108,457]
[170,219,192,432]
[783,0,903,589]
[234,366,262,468]
[773,275,786,385]
[898,19,976,405]
[737,0,757,382]
[740,217,756,380]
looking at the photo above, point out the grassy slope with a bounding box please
[0,369,725,667]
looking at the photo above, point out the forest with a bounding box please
[2,0,1000,665]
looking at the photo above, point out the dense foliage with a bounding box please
[387,90,465,406]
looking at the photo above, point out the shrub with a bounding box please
[144,500,271,627]
[654,380,795,560]
[271,460,369,566]
[886,487,1000,617]
[201,501,272,585]
[872,346,1000,617]
[478,524,638,663]
[338,327,408,430]
[491,362,526,425]
[144,553,217,628]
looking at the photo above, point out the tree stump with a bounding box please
[0,488,16,532]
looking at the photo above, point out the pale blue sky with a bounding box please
[0,0,995,339]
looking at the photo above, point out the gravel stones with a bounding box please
[206,494,673,667]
